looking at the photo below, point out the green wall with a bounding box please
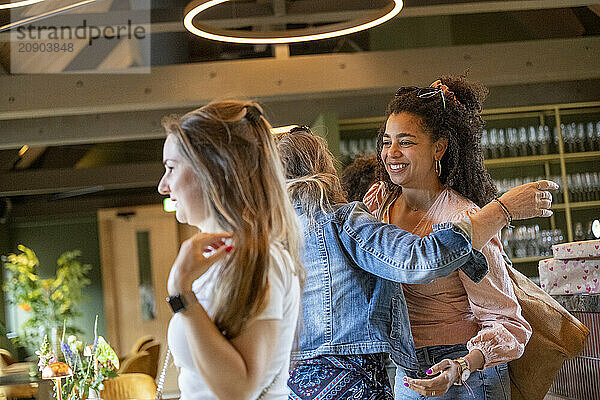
[6,216,106,347]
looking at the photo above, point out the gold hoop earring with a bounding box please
[435,159,442,177]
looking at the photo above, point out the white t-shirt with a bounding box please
[168,244,301,400]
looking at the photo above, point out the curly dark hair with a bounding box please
[341,154,379,202]
[376,74,497,207]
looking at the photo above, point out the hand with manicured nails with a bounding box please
[403,359,460,397]
[498,180,558,220]
[167,232,233,296]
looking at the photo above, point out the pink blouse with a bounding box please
[364,183,531,369]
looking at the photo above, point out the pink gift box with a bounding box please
[538,258,600,295]
[552,239,600,260]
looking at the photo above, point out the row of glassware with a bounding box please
[495,172,600,203]
[339,138,378,158]
[501,225,564,259]
[339,121,600,160]
[502,218,599,260]
[482,122,600,159]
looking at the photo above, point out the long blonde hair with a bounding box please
[162,100,303,338]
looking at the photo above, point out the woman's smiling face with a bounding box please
[157,134,206,227]
[381,112,443,189]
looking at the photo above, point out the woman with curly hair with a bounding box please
[364,76,543,399]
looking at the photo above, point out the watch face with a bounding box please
[461,369,471,381]
[167,295,186,313]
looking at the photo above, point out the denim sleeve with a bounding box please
[337,202,488,284]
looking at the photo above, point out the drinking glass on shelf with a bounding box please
[553,229,565,247]
[513,226,527,258]
[481,129,490,159]
[528,126,538,155]
[576,123,587,152]
[570,173,586,203]
[365,138,377,154]
[518,127,528,156]
[574,222,586,242]
[506,128,519,157]
[527,225,540,256]
[489,128,499,159]
[592,172,600,201]
[537,125,550,155]
[553,126,560,153]
[586,122,597,152]
[550,175,563,203]
[348,139,360,157]
[339,140,349,158]
[497,128,506,158]
[562,123,575,153]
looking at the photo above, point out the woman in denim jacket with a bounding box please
[274,128,555,400]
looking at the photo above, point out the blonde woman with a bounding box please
[158,101,303,400]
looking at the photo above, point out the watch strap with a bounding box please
[453,358,469,386]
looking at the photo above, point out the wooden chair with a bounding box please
[0,349,37,399]
[118,342,160,380]
[118,335,154,365]
[130,335,155,355]
[101,373,157,400]
[118,335,161,379]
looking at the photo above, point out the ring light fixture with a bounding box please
[0,0,98,32]
[0,0,47,10]
[184,0,403,44]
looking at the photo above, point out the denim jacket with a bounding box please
[292,201,488,370]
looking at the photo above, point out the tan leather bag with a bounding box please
[506,265,590,400]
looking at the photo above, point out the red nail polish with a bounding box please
[404,383,409,387]
[426,369,433,374]
[225,246,233,253]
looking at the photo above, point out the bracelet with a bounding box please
[493,198,514,228]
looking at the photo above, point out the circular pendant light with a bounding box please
[184,0,403,44]
[0,0,47,10]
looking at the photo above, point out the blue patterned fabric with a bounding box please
[288,353,394,400]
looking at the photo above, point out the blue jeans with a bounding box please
[394,344,510,400]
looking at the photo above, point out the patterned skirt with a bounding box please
[288,353,393,400]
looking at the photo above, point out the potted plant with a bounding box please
[1,245,92,353]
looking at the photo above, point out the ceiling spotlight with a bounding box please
[0,0,47,10]
[184,0,403,44]
[270,125,300,134]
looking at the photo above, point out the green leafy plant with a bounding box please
[1,245,92,351]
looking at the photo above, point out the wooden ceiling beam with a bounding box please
[1,37,598,124]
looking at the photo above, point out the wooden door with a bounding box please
[98,204,181,397]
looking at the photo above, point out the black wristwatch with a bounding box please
[166,293,188,313]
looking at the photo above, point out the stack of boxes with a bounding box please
[539,239,600,295]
